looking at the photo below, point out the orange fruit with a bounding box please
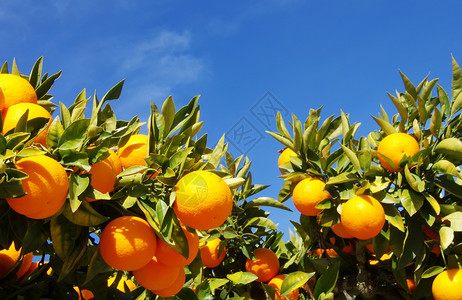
[133,255,181,291]
[278,148,297,175]
[292,178,330,216]
[310,248,338,258]
[267,274,300,300]
[377,132,419,172]
[117,134,148,169]
[99,216,157,271]
[7,155,69,219]
[200,238,226,268]
[74,286,94,300]
[0,242,21,278]
[0,74,37,111]
[331,222,354,239]
[87,149,122,201]
[2,102,51,146]
[16,252,33,279]
[340,195,385,240]
[19,261,38,282]
[155,226,199,267]
[173,170,233,230]
[245,248,280,282]
[151,267,185,297]
[406,278,416,294]
[432,269,462,300]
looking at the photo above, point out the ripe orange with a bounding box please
[245,248,280,282]
[331,222,354,239]
[310,248,338,258]
[173,170,233,230]
[155,226,199,267]
[87,149,122,201]
[74,286,94,300]
[133,255,181,291]
[19,261,38,282]
[117,134,148,169]
[200,238,226,268]
[406,278,416,294]
[2,102,52,146]
[267,274,300,300]
[7,155,69,219]
[377,132,419,172]
[0,74,37,111]
[292,178,330,216]
[107,276,137,292]
[99,216,157,271]
[16,252,33,279]
[340,195,385,240]
[151,267,185,297]
[0,242,21,278]
[432,269,462,300]
[278,148,297,175]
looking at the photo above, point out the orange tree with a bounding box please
[268,56,462,299]
[0,57,302,299]
[2,55,462,300]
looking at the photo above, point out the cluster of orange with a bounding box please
[278,132,421,242]
[245,247,298,300]
[0,72,236,297]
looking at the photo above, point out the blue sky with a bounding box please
[2,0,462,236]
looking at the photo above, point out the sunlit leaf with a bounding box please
[281,271,314,297]
[226,272,258,285]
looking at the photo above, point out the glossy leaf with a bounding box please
[245,197,292,211]
[280,271,314,297]
[451,56,462,115]
[313,262,339,299]
[226,272,258,285]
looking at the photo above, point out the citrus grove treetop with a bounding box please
[0,56,462,299]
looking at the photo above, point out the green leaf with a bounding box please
[399,70,418,100]
[371,115,397,135]
[266,131,294,150]
[58,119,90,150]
[161,96,175,138]
[399,189,424,216]
[434,176,462,199]
[451,55,462,115]
[243,217,277,230]
[169,147,193,169]
[387,92,408,126]
[439,226,454,250]
[226,271,258,285]
[313,262,339,299]
[62,200,109,227]
[421,266,444,279]
[443,212,462,231]
[430,107,442,137]
[276,111,292,140]
[435,138,462,159]
[432,160,461,179]
[280,271,314,297]
[47,116,64,149]
[84,248,111,285]
[68,173,90,211]
[339,143,361,173]
[58,231,88,282]
[404,166,425,192]
[21,221,48,253]
[437,84,451,118]
[245,197,292,211]
[383,204,405,232]
[224,177,245,190]
[35,70,62,100]
[101,79,125,102]
[326,172,359,185]
[50,214,81,261]
[28,56,43,88]
[208,278,229,291]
